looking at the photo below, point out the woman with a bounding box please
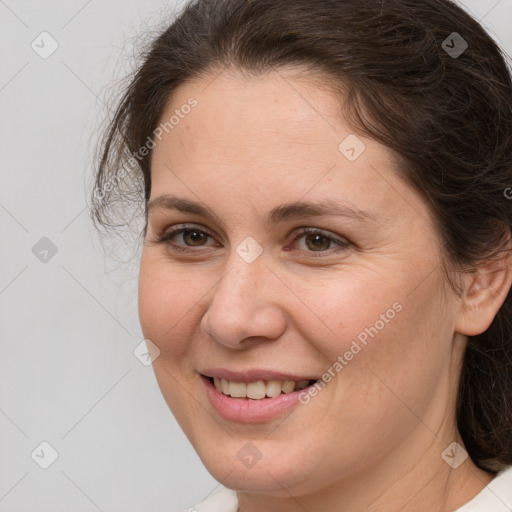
[92,0,512,510]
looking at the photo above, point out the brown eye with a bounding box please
[304,233,332,251]
[290,227,350,256]
[156,225,218,253]
[182,229,209,246]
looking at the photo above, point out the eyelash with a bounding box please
[155,224,350,257]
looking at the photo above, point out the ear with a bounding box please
[455,252,512,336]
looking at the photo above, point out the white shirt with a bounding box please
[455,465,512,511]
[183,466,512,512]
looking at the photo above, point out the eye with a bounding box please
[154,224,350,257]
[156,224,219,253]
[288,227,350,255]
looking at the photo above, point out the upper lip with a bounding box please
[200,368,319,383]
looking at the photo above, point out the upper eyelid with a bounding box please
[164,223,218,240]
[160,225,218,245]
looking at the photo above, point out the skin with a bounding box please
[138,66,511,511]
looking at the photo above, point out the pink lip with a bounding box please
[200,367,318,383]
[201,375,315,423]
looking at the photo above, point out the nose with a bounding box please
[200,253,287,350]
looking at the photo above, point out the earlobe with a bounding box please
[455,253,512,336]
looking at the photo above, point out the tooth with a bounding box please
[296,379,310,390]
[282,380,295,393]
[247,381,266,399]
[217,378,310,398]
[266,380,283,397]
[229,381,247,398]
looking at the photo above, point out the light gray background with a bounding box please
[1,1,511,511]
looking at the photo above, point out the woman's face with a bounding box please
[139,67,465,498]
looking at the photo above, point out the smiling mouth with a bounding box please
[203,376,318,400]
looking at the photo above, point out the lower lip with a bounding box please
[202,376,310,423]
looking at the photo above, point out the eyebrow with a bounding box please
[146,194,378,227]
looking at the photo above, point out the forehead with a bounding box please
[149,68,429,226]
[156,67,352,155]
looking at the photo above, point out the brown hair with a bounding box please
[92,0,512,472]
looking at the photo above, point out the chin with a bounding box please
[195,438,319,496]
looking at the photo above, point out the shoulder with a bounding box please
[180,486,238,512]
[455,466,512,511]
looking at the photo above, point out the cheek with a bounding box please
[295,277,452,465]
[297,276,403,358]
[309,271,450,401]
[138,255,204,359]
